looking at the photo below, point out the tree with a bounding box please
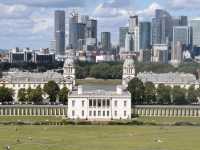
[26,87,33,102]
[0,86,13,102]
[157,84,172,105]
[172,86,187,105]
[127,78,145,105]
[59,87,69,104]
[144,82,156,104]
[17,88,27,102]
[31,86,43,104]
[43,81,60,102]
[187,85,198,104]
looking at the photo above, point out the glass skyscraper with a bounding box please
[101,32,111,50]
[152,9,173,45]
[119,27,128,48]
[139,22,151,50]
[55,10,65,55]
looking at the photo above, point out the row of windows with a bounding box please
[71,110,127,117]
[72,100,128,108]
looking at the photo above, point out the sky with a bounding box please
[0,0,200,49]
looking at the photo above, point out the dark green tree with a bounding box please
[127,78,145,105]
[17,88,27,102]
[144,82,156,104]
[157,84,172,104]
[172,86,187,105]
[32,86,43,104]
[187,85,198,104]
[0,86,13,102]
[59,87,69,104]
[43,81,60,102]
[26,87,33,102]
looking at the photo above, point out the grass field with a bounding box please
[0,116,64,122]
[76,79,121,85]
[0,125,200,150]
[135,116,200,124]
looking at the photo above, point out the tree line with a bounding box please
[128,78,200,105]
[0,81,69,104]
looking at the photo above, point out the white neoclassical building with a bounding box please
[0,58,76,101]
[68,85,131,120]
[68,57,134,121]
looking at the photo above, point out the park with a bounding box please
[0,124,200,150]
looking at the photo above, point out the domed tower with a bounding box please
[122,57,135,88]
[63,58,76,86]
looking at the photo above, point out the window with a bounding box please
[98,111,101,116]
[93,111,96,116]
[93,100,96,107]
[114,101,118,107]
[115,111,117,116]
[98,99,101,107]
[89,111,92,116]
[124,101,127,107]
[103,111,105,116]
[124,111,127,117]
[103,100,106,107]
[107,100,110,107]
[82,110,84,117]
[89,100,92,107]
[72,100,75,107]
[72,110,75,117]
[107,111,109,116]
[82,101,85,107]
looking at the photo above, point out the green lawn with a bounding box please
[135,116,200,124]
[0,116,64,122]
[76,79,121,85]
[0,125,200,150]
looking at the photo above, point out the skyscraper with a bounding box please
[124,16,139,52]
[191,18,200,47]
[55,10,65,55]
[101,32,111,50]
[69,12,79,49]
[119,27,129,48]
[139,22,151,50]
[171,26,189,64]
[152,9,173,45]
[179,16,188,26]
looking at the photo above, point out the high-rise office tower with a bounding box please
[85,19,97,50]
[191,18,200,47]
[125,16,139,52]
[101,32,111,50]
[171,26,189,64]
[119,27,129,48]
[55,10,65,55]
[69,12,79,49]
[152,9,173,45]
[139,22,151,50]
[179,16,188,26]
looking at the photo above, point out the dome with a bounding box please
[123,58,135,67]
[64,58,74,67]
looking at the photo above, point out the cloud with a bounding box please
[0,3,33,19]
[137,2,163,19]
[93,0,134,18]
[0,0,85,8]
[168,0,200,9]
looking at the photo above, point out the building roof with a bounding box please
[69,86,131,98]
[0,71,72,84]
[137,72,198,85]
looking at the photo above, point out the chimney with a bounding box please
[116,85,123,95]
[78,85,83,95]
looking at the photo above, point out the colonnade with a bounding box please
[132,105,200,117]
[0,105,68,116]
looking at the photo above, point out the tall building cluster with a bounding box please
[6,9,200,64]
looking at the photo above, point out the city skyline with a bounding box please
[0,0,200,49]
